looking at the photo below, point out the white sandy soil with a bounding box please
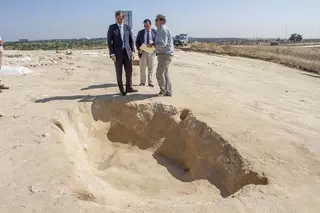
[0,50,319,213]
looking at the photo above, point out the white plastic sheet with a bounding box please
[0,66,33,75]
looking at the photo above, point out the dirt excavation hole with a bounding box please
[55,101,268,203]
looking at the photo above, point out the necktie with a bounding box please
[122,26,126,49]
[147,31,150,44]
[120,26,125,49]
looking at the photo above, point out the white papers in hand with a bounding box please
[140,43,155,54]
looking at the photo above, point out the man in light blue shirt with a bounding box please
[154,14,174,97]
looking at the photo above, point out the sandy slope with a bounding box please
[0,50,319,213]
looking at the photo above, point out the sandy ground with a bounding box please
[0,50,319,213]
[298,45,320,48]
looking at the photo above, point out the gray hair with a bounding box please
[156,14,166,24]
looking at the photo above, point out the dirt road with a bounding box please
[0,50,319,213]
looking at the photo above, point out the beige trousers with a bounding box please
[156,54,173,94]
[139,52,155,84]
[0,48,3,86]
[0,47,3,66]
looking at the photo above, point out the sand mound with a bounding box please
[53,101,268,205]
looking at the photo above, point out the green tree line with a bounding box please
[5,38,107,50]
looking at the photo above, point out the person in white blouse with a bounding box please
[135,19,157,87]
[0,36,9,93]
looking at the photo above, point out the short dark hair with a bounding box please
[156,14,166,24]
[143,19,151,25]
[115,10,124,17]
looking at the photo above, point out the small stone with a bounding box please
[12,114,19,118]
[65,50,72,55]
[83,144,88,151]
[42,133,50,138]
[0,112,4,117]
[28,184,45,194]
[28,185,35,193]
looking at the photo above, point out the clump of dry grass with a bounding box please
[184,43,320,74]
[74,189,96,202]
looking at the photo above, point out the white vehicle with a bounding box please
[174,34,188,46]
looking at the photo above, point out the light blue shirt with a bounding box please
[117,23,125,48]
[155,24,174,55]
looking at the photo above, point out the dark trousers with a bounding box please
[114,49,133,93]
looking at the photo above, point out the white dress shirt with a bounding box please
[144,30,153,44]
[117,23,126,49]
[0,37,3,52]
[117,23,124,41]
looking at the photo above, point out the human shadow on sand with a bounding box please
[35,93,157,103]
[81,83,118,91]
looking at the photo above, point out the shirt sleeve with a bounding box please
[155,28,168,51]
[107,25,115,56]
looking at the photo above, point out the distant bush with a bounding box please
[288,33,303,43]
[5,39,106,50]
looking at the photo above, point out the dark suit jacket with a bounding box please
[107,23,135,59]
[135,28,157,57]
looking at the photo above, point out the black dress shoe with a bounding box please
[126,88,138,93]
[148,83,154,87]
[165,92,172,97]
[121,91,127,96]
[139,83,145,86]
[157,90,166,96]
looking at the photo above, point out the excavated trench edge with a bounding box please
[54,101,268,200]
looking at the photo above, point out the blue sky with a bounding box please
[1,0,320,41]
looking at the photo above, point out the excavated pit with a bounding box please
[54,101,268,204]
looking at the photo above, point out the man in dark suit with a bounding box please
[107,11,137,96]
[135,19,157,87]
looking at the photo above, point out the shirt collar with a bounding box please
[117,23,124,27]
[157,24,165,30]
